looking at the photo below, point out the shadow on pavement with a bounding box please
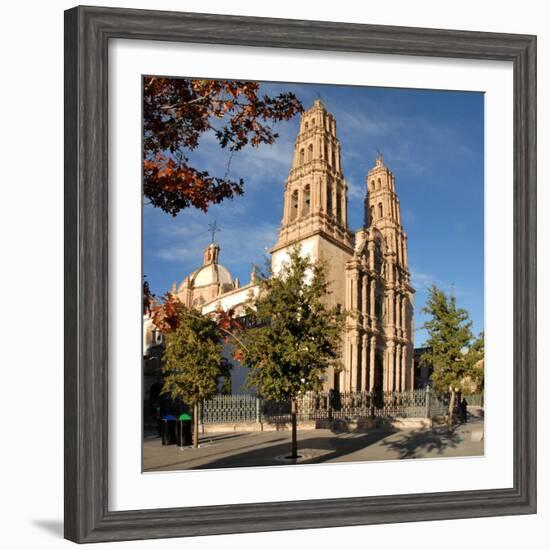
[380,424,463,459]
[193,429,394,470]
[144,435,290,471]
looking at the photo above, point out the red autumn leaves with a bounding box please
[143,77,303,216]
[145,283,244,361]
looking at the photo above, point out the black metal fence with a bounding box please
[199,387,477,424]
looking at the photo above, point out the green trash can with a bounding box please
[177,413,193,447]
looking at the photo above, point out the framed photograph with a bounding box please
[64,5,536,543]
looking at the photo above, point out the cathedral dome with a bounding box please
[192,262,233,287]
[178,242,234,292]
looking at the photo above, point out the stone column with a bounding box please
[401,345,407,391]
[283,187,291,224]
[397,236,402,265]
[350,336,358,391]
[312,177,318,209]
[387,342,395,392]
[342,333,350,391]
[342,185,348,226]
[361,334,368,391]
[367,336,376,391]
[396,293,401,335]
[382,347,388,392]
[297,186,304,219]
[351,268,361,310]
[362,274,368,322]
[395,343,401,392]
[409,345,415,393]
[368,241,375,271]
[388,290,395,328]
[370,279,376,322]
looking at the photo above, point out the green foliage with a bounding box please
[463,331,485,393]
[420,285,479,395]
[240,246,345,402]
[162,307,229,406]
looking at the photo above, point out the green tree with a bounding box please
[421,285,476,428]
[464,331,485,393]
[162,306,230,447]
[240,246,345,459]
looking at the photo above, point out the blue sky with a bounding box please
[143,81,484,346]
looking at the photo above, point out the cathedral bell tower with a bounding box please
[341,152,415,395]
[270,100,355,391]
[366,152,409,276]
[271,99,353,254]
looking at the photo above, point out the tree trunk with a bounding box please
[447,389,456,431]
[193,402,199,448]
[289,398,299,459]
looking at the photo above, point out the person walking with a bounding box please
[460,397,468,423]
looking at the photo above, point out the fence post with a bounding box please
[425,385,431,418]
[255,396,261,424]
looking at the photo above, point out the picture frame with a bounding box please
[64,5,537,543]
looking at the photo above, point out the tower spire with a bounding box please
[207,221,220,244]
[365,154,408,270]
[271,100,352,253]
[375,147,384,166]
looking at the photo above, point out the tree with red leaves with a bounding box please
[143,77,303,216]
[149,292,246,356]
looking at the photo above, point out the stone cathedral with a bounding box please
[270,99,415,393]
[144,99,415,394]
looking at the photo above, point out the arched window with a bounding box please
[336,191,342,222]
[304,121,309,131]
[377,178,381,188]
[371,180,376,191]
[311,117,315,125]
[299,149,305,165]
[327,183,333,215]
[290,190,299,221]
[370,205,374,222]
[303,185,311,215]
[378,203,383,218]
[307,143,313,162]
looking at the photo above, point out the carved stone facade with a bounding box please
[271,100,415,392]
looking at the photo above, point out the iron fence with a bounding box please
[199,389,483,424]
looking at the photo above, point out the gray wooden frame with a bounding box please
[64,5,537,543]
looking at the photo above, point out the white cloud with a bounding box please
[410,269,440,292]
[156,218,280,281]
[410,268,473,300]
[346,177,365,201]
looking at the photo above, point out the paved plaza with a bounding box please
[143,417,484,471]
